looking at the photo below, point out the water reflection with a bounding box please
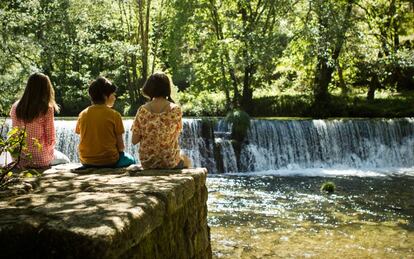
[207,174,414,258]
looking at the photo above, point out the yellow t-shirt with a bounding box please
[75,105,124,165]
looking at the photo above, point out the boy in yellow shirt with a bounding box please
[76,77,135,168]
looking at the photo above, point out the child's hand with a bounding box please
[116,135,125,151]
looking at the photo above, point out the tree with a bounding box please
[0,0,413,117]
[201,0,291,112]
[354,0,414,100]
[0,0,41,114]
[304,0,355,115]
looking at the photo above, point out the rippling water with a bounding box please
[207,170,414,258]
[5,118,413,257]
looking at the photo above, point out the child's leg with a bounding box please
[50,149,71,166]
[114,152,136,168]
[181,154,192,168]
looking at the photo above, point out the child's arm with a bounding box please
[113,112,125,151]
[10,104,16,127]
[75,111,82,135]
[131,108,141,145]
[132,131,140,145]
[116,134,125,152]
[75,120,80,134]
[44,107,56,146]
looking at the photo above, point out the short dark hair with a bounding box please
[88,77,117,104]
[141,72,174,102]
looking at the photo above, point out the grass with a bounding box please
[248,88,414,118]
[26,88,414,118]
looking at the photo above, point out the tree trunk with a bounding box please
[313,57,334,105]
[143,0,150,80]
[219,57,231,110]
[125,55,136,106]
[130,54,142,113]
[336,59,348,96]
[241,65,254,113]
[208,0,239,109]
[367,74,380,101]
[119,0,141,111]
[312,0,353,115]
[136,0,150,105]
[367,86,375,101]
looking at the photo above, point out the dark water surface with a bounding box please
[207,173,414,258]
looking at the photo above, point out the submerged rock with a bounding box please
[320,181,336,194]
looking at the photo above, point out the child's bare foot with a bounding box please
[181,155,192,168]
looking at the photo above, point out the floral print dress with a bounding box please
[131,105,182,169]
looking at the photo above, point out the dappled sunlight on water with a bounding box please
[211,222,413,258]
[207,174,414,258]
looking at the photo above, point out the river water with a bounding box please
[49,118,414,257]
[208,172,414,258]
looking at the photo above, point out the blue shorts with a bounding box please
[81,152,136,169]
[114,152,136,168]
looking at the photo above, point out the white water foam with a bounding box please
[8,117,414,175]
[225,167,414,177]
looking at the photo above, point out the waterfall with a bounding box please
[54,120,79,163]
[216,139,238,173]
[240,118,414,171]
[38,118,414,173]
[54,119,217,172]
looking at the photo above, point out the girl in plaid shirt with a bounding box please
[10,73,70,168]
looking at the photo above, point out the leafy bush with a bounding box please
[320,181,336,194]
[225,109,251,142]
[250,94,313,117]
[200,117,218,139]
[178,91,227,116]
[250,91,414,118]
[0,120,39,189]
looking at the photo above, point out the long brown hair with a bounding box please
[16,72,60,123]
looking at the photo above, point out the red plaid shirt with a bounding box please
[10,103,55,168]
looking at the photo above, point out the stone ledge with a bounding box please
[0,164,210,259]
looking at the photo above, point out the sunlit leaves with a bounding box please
[0,124,32,186]
[0,0,413,116]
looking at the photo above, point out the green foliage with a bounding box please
[346,93,414,117]
[250,90,414,117]
[354,49,414,94]
[178,91,227,116]
[0,117,41,189]
[200,117,218,128]
[0,0,413,117]
[225,109,251,142]
[7,169,40,179]
[250,95,313,117]
[0,0,148,116]
[200,117,218,140]
[3,126,28,159]
[320,181,336,194]
[0,124,25,187]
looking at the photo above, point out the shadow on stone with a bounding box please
[0,164,211,259]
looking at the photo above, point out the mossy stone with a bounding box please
[320,181,336,194]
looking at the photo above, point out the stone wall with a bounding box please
[0,165,211,259]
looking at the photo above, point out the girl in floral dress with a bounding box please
[131,72,191,169]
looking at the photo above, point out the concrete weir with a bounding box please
[0,165,212,259]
